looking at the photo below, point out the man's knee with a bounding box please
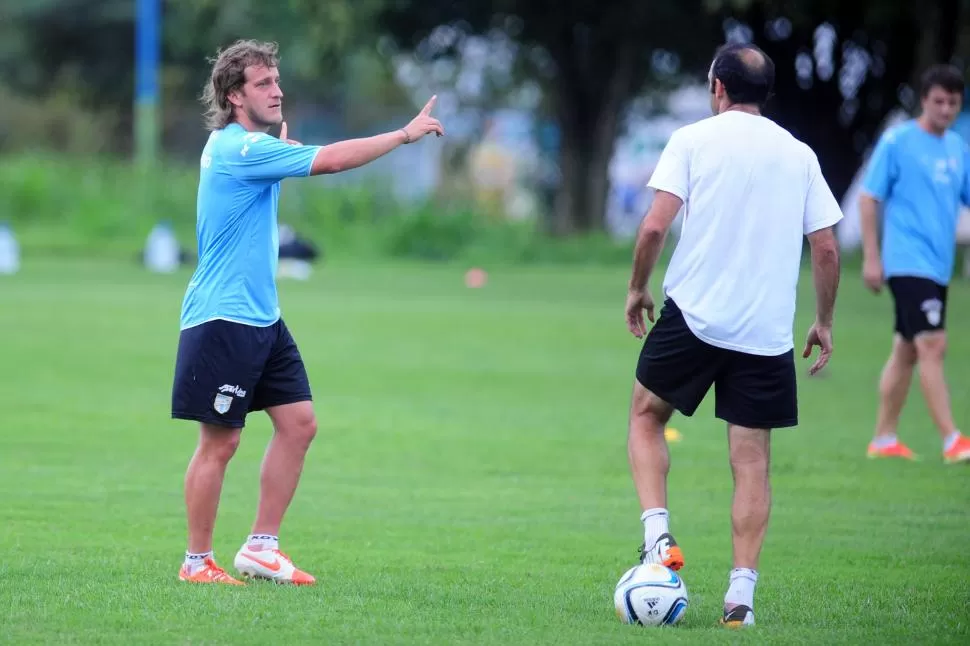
[199,424,242,463]
[914,331,947,362]
[268,401,318,448]
[728,426,770,472]
[631,381,675,426]
[891,334,918,366]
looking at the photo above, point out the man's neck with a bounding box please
[917,116,946,137]
[722,103,761,116]
[232,113,270,133]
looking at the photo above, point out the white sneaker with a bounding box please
[233,545,316,585]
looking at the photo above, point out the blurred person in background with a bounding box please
[859,63,970,464]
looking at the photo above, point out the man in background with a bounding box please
[860,63,970,464]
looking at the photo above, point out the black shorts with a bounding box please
[887,276,948,341]
[635,298,797,429]
[171,318,312,428]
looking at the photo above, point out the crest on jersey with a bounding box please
[214,393,233,415]
[921,298,942,327]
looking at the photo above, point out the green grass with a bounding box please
[0,153,637,266]
[0,257,968,645]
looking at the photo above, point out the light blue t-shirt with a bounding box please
[179,123,321,329]
[862,119,970,285]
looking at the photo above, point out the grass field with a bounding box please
[1,257,968,645]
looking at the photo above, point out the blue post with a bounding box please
[135,0,160,166]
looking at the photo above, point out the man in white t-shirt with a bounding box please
[621,43,843,628]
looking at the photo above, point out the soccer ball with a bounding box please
[614,563,689,627]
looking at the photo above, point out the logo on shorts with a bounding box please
[921,298,943,327]
[213,394,233,415]
[219,384,247,398]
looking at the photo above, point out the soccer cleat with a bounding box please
[179,557,245,585]
[867,439,917,460]
[638,532,685,571]
[721,604,755,628]
[234,545,316,585]
[943,434,970,464]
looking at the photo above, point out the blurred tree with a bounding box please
[376,0,719,235]
[705,0,967,202]
[380,0,967,232]
[0,0,135,106]
[1,0,965,223]
[0,0,401,154]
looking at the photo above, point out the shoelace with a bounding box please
[203,563,235,582]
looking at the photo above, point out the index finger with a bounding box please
[420,95,437,116]
[280,121,288,141]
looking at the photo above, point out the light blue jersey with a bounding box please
[179,123,320,329]
[862,119,970,285]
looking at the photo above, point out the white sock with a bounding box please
[944,431,961,452]
[184,551,212,574]
[725,568,758,609]
[641,508,669,547]
[872,434,897,449]
[246,534,279,551]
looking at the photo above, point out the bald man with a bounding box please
[621,42,842,627]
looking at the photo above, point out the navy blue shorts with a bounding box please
[171,318,312,429]
[887,276,948,341]
[635,298,798,429]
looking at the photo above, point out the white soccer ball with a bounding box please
[614,563,689,627]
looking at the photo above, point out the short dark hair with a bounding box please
[709,43,775,109]
[919,64,965,98]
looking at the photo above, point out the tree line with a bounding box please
[0,0,966,233]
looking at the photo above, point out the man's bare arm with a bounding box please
[806,225,840,326]
[628,191,684,292]
[309,131,410,175]
[308,95,443,175]
[859,194,882,263]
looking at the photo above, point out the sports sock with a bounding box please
[246,534,279,551]
[184,551,212,574]
[725,568,758,610]
[641,508,669,547]
[944,431,961,452]
[871,434,898,449]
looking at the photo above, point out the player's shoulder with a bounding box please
[210,124,275,158]
[741,115,819,161]
[879,119,919,146]
[670,115,719,139]
[943,128,970,152]
[657,117,721,154]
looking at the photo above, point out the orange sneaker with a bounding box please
[943,434,970,464]
[867,439,917,460]
[179,557,245,585]
[234,545,316,585]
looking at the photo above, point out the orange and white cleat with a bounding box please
[234,545,316,585]
[179,557,245,585]
[638,533,685,571]
[867,439,917,460]
[943,434,970,464]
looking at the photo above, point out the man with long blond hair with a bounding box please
[172,39,444,585]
